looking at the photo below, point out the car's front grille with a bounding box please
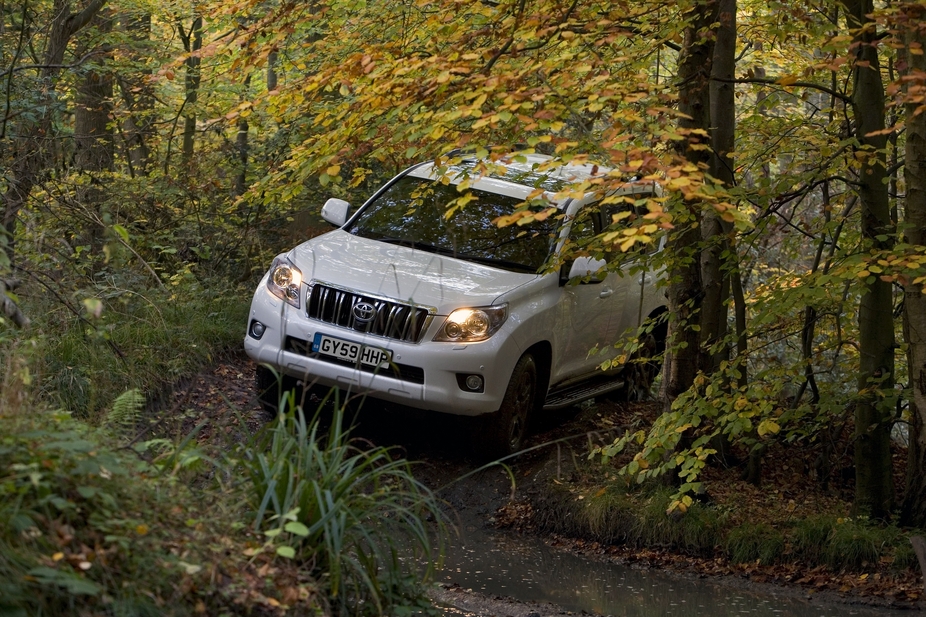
[306,283,433,343]
[284,336,425,384]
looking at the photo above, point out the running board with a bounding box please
[542,378,625,410]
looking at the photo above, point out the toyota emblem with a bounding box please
[352,301,376,324]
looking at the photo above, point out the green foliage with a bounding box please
[725,523,785,566]
[103,388,144,438]
[241,395,447,616]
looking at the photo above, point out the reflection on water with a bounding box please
[437,523,908,617]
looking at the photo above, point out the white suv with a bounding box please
[244,153,666,456]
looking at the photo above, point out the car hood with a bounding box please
[290,231,539,313]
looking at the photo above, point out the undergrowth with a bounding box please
[14,277,249,421]
[0,343,447,616]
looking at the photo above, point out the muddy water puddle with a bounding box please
[437,522,910,617]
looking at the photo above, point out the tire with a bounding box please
[481,353,538,459]
[618,332,659,401]
[614,317,667,402]
[255,365,301,417]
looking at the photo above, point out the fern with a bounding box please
[104,389,144,438]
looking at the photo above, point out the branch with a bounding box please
[0,49,108,79]
[713,75,852,104]
[66,0,109,37]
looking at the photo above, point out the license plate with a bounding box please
[312,333,391,368]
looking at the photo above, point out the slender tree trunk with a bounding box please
[900,4,926,528]
[234,76,251,197]
[179,15,202,166]
[842,0,895,520]
[701,0,735,373]
[118,11,154,175]
[664,0,717,407]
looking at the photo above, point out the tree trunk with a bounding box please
[701,0,736,374]
[74,13,114,174]
[842,0,895,520]
[664,0,717,408]
[900,4,926,529]
[180,15,202,166]
[117,11,154,175]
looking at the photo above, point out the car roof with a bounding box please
[406,153,658,201]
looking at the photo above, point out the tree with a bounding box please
[841,0,895,519]
[896,1,926,528]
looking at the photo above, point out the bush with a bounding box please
[240,391,447,616]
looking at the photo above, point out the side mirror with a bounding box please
[321,198,351,227]
[560,256,607,285]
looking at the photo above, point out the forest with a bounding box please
[2,0,926,614]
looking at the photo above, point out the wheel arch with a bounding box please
[523,340,552,409]
[646,305,669,356]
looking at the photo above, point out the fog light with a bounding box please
[465,375,483,391]
[250,320,266,339]
[456,373,485,393]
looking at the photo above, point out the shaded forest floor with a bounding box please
[154,351,925,613]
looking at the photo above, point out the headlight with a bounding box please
[266,256,303,308]
[433,305,508,342]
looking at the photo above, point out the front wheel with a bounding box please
[255,365,301,417]
[481,354,538,459]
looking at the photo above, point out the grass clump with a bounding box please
[241,390,447,616]
[725,522,785,565]
[580,488,637,543]
[824,517,892,571]
[633,487,720,554]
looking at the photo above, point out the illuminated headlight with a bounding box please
[434,305,508,342]
[266,256,303,309]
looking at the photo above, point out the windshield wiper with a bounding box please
[373,237,447,253]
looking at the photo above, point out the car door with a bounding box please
[601,189,661,343]
[553,207,621,380]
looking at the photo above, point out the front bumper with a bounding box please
[243,283,520,416]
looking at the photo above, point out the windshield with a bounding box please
[344,176,560,273]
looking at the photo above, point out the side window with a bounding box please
[560,208,606,284]
[602,191,659,258]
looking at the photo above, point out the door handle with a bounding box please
[599,288,614,298]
